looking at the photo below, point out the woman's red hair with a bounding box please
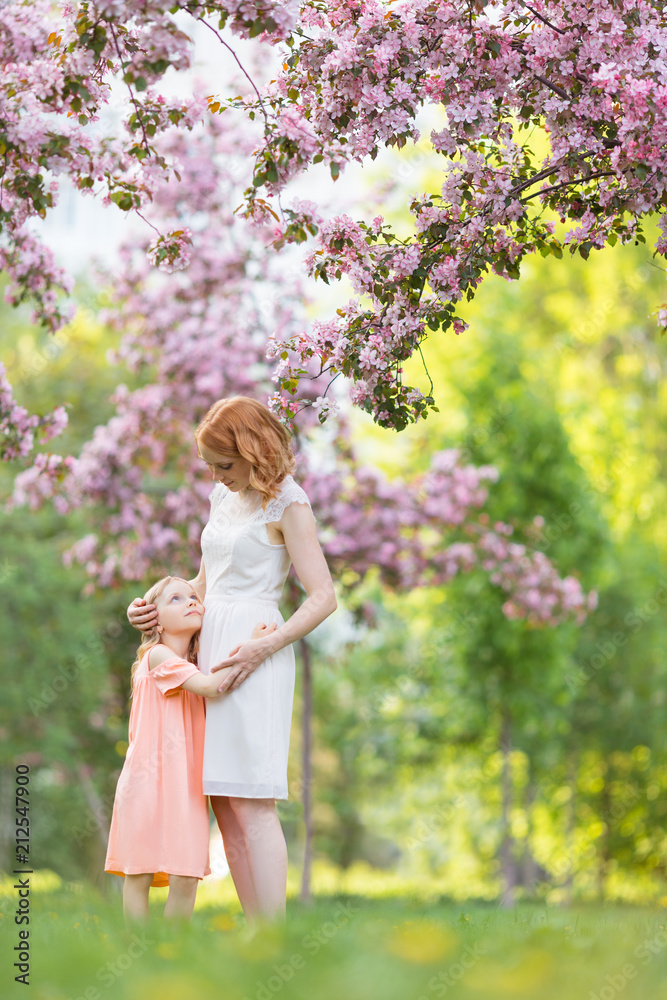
[195,396,295,506]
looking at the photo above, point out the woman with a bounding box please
[127,396,337,923]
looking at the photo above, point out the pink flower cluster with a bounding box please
[301,446,595,626]
[6,104,595,628]
[236,0,667,428]
[0,363,69,463]
[1,0,666,439]
[146,228,193,273]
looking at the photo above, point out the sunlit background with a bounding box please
[2,12,667,1000]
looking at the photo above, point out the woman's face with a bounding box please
[198,443,253,492]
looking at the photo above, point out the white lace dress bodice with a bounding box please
[202,474,311,604]
[196,474,312,800]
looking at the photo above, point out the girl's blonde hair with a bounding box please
[195,396,295,507]
[130,576,200,682]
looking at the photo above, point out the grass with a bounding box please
[2,869,667,1000]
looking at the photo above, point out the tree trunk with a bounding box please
[76,763,110,890]
[0,767,13,870]
[299,636,313,903]
[561,751,578,907]
[499,710,517,907]
[598,764,611,902]
[521,769,539,897]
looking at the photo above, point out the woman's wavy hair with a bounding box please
[194,396,295,507]
[130,576,200,683]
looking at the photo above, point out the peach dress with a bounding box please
[105,645,211,888]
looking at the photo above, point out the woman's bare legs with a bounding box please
[123,873,153,923]
[231,797,287,922]
[210,795,260,917]
[164,875,198,920]
[211,795,287,923]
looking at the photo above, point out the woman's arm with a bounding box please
[126,556,206,632]
[188,555,206,603]
[213,503,336,692]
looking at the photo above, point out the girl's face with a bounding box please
[156,580,204,636]
[197,443,253,492]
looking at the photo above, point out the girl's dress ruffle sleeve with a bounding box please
[151,656,199,696]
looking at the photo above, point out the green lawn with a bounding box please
[2,872,667,1000]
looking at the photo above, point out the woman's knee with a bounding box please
[229,798,278,843]
[210,794,232,823]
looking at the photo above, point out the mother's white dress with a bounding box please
[197,475,311,799]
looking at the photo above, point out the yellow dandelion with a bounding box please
[209,913,236,932]
[127,974,211,1000]
[466,948,555,994]
[236,923,286,961]
[387,921,459,964]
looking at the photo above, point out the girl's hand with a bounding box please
[127,598,158,633]
[211,627,277,693]
[251,621,278,640]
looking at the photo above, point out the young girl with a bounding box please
[105,575,274,923]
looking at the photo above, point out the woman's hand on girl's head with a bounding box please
[127,597,158,633]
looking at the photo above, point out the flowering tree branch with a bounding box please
[1,0,665,453]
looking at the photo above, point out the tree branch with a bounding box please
[193,15,269,129]
[521,170,618,203]
[108,22,151,156]
[532,73,569,100]
[520,2,567,35]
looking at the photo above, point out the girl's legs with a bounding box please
[123,873,154,923]
[210,795,287,922]
[164,875,199,920]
